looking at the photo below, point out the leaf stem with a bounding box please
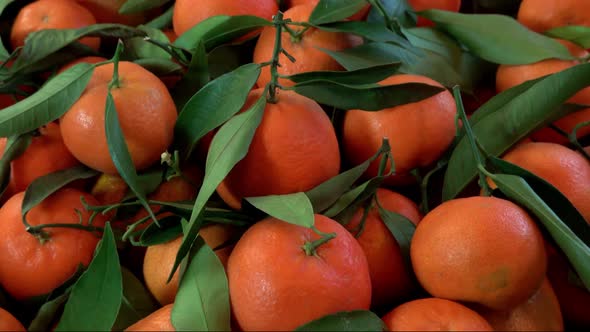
[549,122,590,162]
[267,11,286,104]
[452,86,492,196]
[108,40,125,89]
[302,226,337,256]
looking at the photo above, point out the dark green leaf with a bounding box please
[171,39,209,110]
[309,0,369,25]
[287,63,400,85]
[295,310,386,331]
[145,5,174,30]
[489,157,590,246]
[55,223,123,331]
[315,21,410,45]
[0,0,15,60]
[306,139,391,213]
[322,42,419,71]
[443,62,590,200]
[0,133,32,196]
[207,42,253,79]
[546,25,590,49]
[0,63,94,137]
[126,25,171,60]
[171,95,266,283]
[119,0,170,14]
[28,293,69,332]
[326,176,385,220]
[174,15,271,52]
[402,27,463,63]
[21,166,99,217]
[112,267,159,331]
[292,80,444,111]
[245,193,315,227]
[377,202,416,274]
[172,236,230,331]
[489,174,590,291]
[419,10,573,65]
[105,91,157,225]
[139,216,183,246]
[133,57,183,76]
[174,63,260,155]
[367,0,416,28]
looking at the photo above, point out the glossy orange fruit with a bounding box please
[342,74,457,185]
[0,188,106,300]
[517,0,590,33]
[10,0,99,50]
[76,0,152,26]
[411,196,547,310]
[124,304,174,331]
[216,88,340,210]
[228,214,371,331]
[408,0,462,27]
[0,307,26,332]
[345,188,422,309]
[60,61,177,175]
[382,297,493,331]
[253,3,362,88]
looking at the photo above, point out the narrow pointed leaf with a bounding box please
[295,310,386,331]
[286,63,400,85]
[310,0,369,25]
[245,193,314,227]
[112,267,159,331]
[546,25,590,49]
[0,133,32,196]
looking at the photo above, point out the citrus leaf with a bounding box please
[545,25,590,49]
[443,62,590,200]
[0,133,32,197]
[292,80,444,111]
[489,173,590,291]
[172,236,230,331]
[286,63,400,85]
[145,5,174,30]
[314,21,411,45]
[139,215,183,246]
[21,166,99,217]
[327,176,385,220]
[174,15,271,52]
[125,25,171,60]
[418,10,573,65]
[174,63,259,155]
[171,39,209,110]
[245,193,315,228]
[134,57,183,76]
[119,0,170,14]
[295,310,386,331]
[306,138,391,213]
[55,223,123,331]
[367,0,416,28]
[377,202,416,275]
[112,267,159,331]
[0,63,94,137]
[28,293,69,332]
[0,0,15,60]
[171,95,266,283]
[309,0,369,25]
[489,157,590,246]
[105,91,157,226]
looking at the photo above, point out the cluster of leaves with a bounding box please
[0,0,589,330]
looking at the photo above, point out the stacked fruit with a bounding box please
[0,0,588,331]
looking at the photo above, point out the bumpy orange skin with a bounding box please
[475,278,564,331]
[216,88,340,210]
[517,0,590,33]
[408,0,462,27]
[173,0,278,37]
[0,188,106,300]
[382,298,493,331]
[0,307,26,332]
[60,61,177,175]
[253,4,362,88]
[228,215,372,331]
[125,304,175,331]
[411,196,547,311]
[343,74,457,185]
[502,142,590,223]
[0,122,80,196]
[345,188,422,309]
[496,41,590,144]
[10,0,99,50]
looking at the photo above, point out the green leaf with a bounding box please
[11,24,144,73]
[119,0,170,14]
[21,166,99,217]
[418,10,574,65]
[0,133,32,196]
[292,80,444,111]
[171,39,209,110]
[133,57,183,76]
[0,0,15,60]
[306,138,391,213]
[309,0,369,25]
[172,236,230,331]
[322,42,418,71]
[315,21,411,45]
[174,63,260,155]
[174,15,272,52]
[326,176,385,220]
[28,293,69,332]
[546,25,590,49]
[171,95,266,282]
[55,223,123,331]
[367,0,416,28]
[489,157,590,246]
[105,91,157,226]
[126,25,171,60]
[245,193,315,228]
[287,63,400,85]
[295,310,386,331]
[377,202,416,274]
[145,5,174,30]
[112,267,159,331]
[0,63,94,137]
[443,62,590,200]
[139,215,183,246]
[489,174,590,291]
